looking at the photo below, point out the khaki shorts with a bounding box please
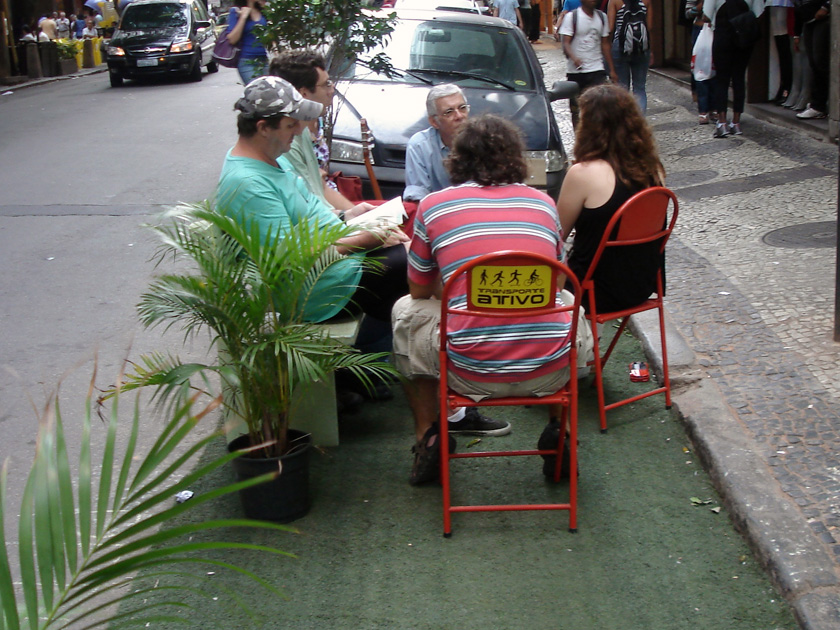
[391,294,591,402]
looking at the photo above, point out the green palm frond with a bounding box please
[0,372,293,629]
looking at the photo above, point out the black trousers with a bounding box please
[712,42,752,115]
[345,244,408,322]
[803,18,830,112]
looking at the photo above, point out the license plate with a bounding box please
[524,157,547,187]
[137,58,159,67]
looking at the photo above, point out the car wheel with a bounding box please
[109,72,123,87]
[206,59,218,73]
[190,54,202,82]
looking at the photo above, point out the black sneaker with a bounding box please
[409,423,456,485]
[447,407,511,436]
[537,420,572,482]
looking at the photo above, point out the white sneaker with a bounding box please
[796,107,827,119]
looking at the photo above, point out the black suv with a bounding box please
[106,0,217,87]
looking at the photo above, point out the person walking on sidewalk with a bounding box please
[393,114,576,485]
[559,0,617,127]
[704,0,764,137]
[494,0,523,27]
[686,0,716,124]
[226,0,268,84]
[607,0,653,113]
[793,0,830,120]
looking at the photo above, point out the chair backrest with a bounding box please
[439,251,582,378]
[443,250,581,316]
[580,186,679,289]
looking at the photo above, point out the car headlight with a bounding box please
[170,40,194,53]
[331,139,367,164]
[107,46,125,56]
[523,150,566,173]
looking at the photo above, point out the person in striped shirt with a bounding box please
[392,114,577,485]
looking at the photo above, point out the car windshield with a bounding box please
[121,3,188,29]
[338,19,535,91]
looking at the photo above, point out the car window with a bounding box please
[192,0,208,22]
[121,4,188,30]
[337,19,535,90]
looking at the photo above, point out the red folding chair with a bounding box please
[580,186,679,433]
[439,251,582,536]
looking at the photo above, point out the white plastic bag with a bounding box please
[691,24,715,82]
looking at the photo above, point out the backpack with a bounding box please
[617,0,649,56]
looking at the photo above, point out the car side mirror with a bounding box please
[196,20,211,30]
[547,80,579,102]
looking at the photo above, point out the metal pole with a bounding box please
[833,0,840,341]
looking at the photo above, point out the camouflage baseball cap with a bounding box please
[234,76,323,121]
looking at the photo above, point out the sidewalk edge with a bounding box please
[632,311,840,630]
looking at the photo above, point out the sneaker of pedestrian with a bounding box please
[537,420,572,482]
[728,122,742,135]
[447,407,512,436]
[713,122,729,138]
[709,112,719,123]
[409,422,456,485]
[796,107,826,120]
[698,113,710,125]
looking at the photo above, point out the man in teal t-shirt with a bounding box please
[216,76,409,323]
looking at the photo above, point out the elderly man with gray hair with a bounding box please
[401,83,510,448]
[403,84,470,203]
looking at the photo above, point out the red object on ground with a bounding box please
[629,362,650,382]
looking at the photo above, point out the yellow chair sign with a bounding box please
[468,264,554,310]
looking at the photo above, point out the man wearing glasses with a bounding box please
[403,85,511,449]
[403,84,471,203]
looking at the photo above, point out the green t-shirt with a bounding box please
[216,150,362,322]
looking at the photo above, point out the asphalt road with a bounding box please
[0,68,244,506]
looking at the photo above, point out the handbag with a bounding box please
[729,9,759,50]
[212,28,241,68]
[691,24,715,82]
[328,171,363,202]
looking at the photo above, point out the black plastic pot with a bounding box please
[228,430,312,523]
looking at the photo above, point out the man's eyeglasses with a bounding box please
[437,103,470,119]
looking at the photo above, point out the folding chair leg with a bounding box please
[589,319,609,433]
[441,408,454,537]
[657,304,672,410]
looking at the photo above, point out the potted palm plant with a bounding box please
[116,201,398,522]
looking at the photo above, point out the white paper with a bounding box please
[346,196,407,230]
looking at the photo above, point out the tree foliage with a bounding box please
[256,0,396,75]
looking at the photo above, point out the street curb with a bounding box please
[632,312,840,630]
[0,66,108,92]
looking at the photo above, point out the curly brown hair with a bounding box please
[446,114,528,186]
[574,84,665,188]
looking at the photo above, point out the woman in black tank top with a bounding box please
[556,84,665,312]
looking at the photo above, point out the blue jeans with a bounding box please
[237,56,267,85]
[611,40,650,113]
